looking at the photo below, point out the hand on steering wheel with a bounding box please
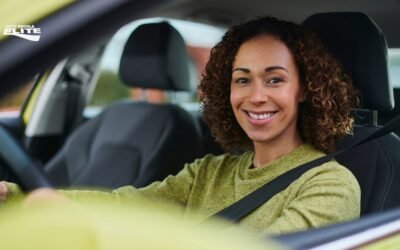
[0,125,52,193]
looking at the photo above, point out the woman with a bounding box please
[0,16,360,235]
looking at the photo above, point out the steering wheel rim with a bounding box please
[0,125,52,192]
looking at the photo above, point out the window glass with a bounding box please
[89,71,130,107]
[389,49,400,88]
[85,18,225,117]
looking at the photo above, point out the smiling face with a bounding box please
[230,35,304,149]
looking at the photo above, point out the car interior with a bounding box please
[303,12,400,215]
[1,0,400,248]
[44,22,204,189]
[34,11,400,217]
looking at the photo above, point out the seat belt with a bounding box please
[206,114,400,223]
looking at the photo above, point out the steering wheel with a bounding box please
[0,125,52,192]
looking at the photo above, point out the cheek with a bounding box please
[276,90,301,111]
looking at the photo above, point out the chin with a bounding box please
[247,135,273,144]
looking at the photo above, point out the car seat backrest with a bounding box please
[303,12,400,215]
[45,22,203,188]
[303,12,393,112]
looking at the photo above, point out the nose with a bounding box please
[249,82,268,105]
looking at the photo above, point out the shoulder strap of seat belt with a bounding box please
[205,114,400,223]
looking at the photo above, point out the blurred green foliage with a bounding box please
[89,70,131,107]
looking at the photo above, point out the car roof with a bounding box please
[158,0,400,47]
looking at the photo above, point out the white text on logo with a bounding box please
[3,25,41,42]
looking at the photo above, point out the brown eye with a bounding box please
[235,78,249,84]
[267,77,283,84]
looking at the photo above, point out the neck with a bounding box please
[252,134,303,168]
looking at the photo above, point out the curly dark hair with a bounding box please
[198,16,359,153]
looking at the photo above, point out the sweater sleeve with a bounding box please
[263,164,361,235]
[3,162,199,210]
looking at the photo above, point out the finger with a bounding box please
[23,188,67,207]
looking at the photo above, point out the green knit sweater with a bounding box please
[6,144,360,235]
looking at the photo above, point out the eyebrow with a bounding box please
[265,66,288,73]
[232,67,250,73]
[232,66,288,73]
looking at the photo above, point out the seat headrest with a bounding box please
[303,12,394,112]
[119,22,191,91]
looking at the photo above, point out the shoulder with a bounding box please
[293,144,359,189]
[297,160,361,198]
[307,160,358,183]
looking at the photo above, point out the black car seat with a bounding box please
[44,22,203,189]
[303,12,400,215]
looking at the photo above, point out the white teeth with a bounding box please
[248,112,274,120]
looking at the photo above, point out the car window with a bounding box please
[389,49,400,88]
[85,18,225,117]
